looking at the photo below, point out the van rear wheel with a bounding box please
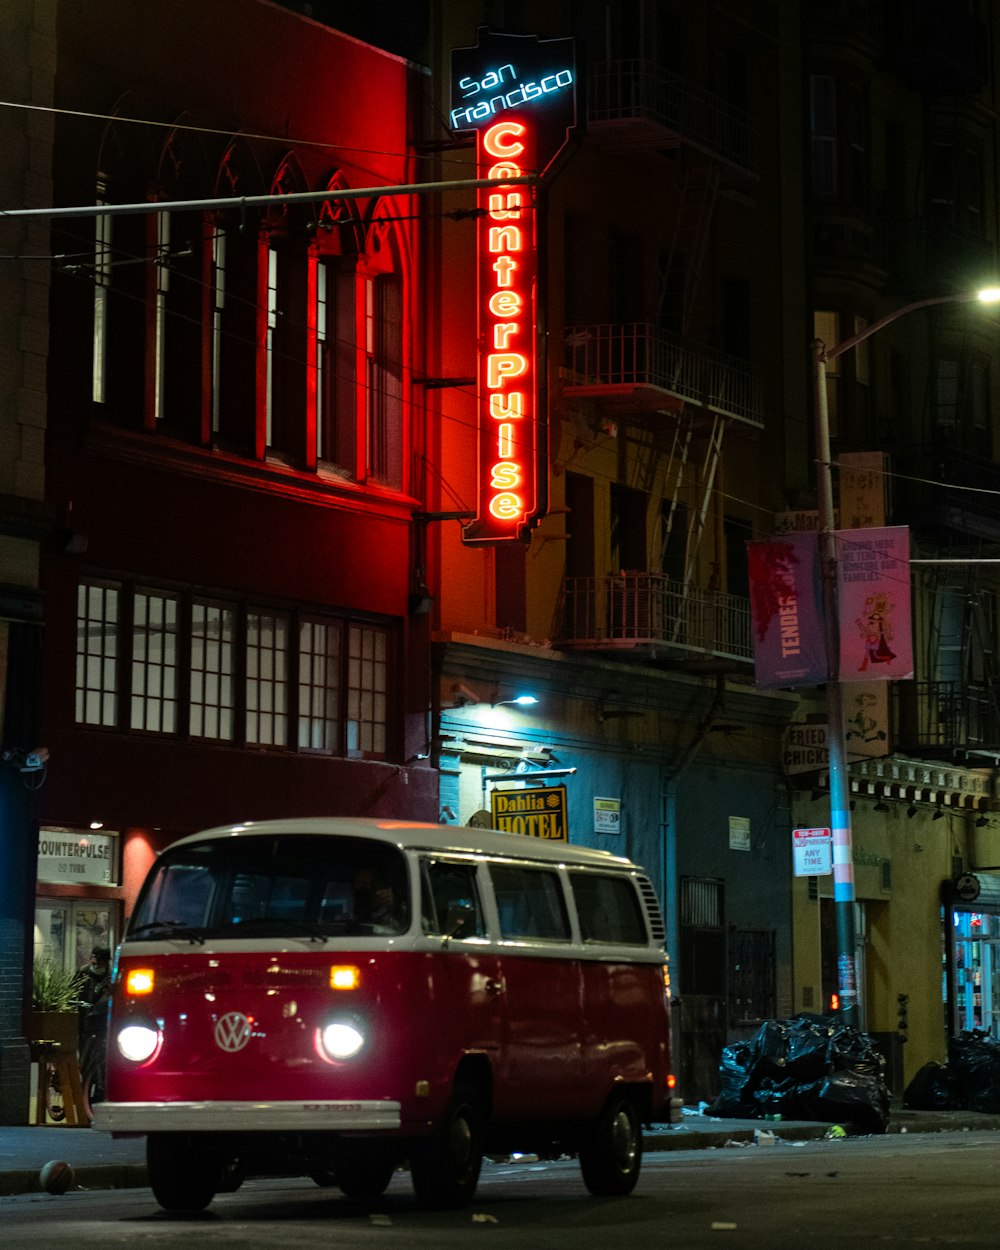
[579,1093,642,1196]
[410,1082,484,1209]
[147,1133,222,1212]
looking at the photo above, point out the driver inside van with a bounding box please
[352,867,404,932]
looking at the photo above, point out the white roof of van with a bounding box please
[173,817,641,872]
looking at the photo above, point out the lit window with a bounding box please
[76,580,119,726]
[347,625,388,756]
[315,260,358,473]
[92,180,111,404]
[190,599,235,741]
[153,211,170,422]
[364,273,403,488]
[131,590,178,733]
[246,609,289,747]
[298,617,341,752]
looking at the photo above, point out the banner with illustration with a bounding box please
[747,532,828,688]
[835,526,912,681]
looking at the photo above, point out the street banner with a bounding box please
[835,526,913,681]
[747,533,828,688]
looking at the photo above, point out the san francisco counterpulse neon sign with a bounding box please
[451,30,578,545]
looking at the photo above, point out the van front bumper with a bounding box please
[92,1099,402,1134]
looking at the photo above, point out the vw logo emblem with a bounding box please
[214,1011,252,1052]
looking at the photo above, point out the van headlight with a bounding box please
[117,1022,162,1063]
[318,1019,366,1061]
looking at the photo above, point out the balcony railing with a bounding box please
[588,59,759,174]
[893,444,1000,538]
[893,680,1000,753]
[563,323,765,428]
[559,572,753,665]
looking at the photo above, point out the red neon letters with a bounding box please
[465,119,537,543]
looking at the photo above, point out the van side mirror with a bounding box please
[444,902,475,939]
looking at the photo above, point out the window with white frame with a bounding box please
[246,608,289,747]
[131,589,179,733]
[76,581,119,726]
[75,579,392,758]
[298,616,341,752]
[190,598,235,741]
[347,624,388,756]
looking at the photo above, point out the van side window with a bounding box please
[569,872,648,945]
[490,865,570,942]
[421,861,484,938]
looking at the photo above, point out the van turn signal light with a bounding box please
[126,968,155,995]
[330,965,361,990]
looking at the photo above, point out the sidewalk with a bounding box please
[3,1106,1000,1197]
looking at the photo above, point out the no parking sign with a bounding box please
[793,827,832,877]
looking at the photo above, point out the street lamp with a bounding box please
[812,286,1000,1028]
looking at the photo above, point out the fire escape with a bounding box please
[557,58,761,668]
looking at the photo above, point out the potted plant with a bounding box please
[30,959,81,1051]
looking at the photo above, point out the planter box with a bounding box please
[29,1011,79,1052]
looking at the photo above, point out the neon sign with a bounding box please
[450,62,575,129]
[451,30,578,545]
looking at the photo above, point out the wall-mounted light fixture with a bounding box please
[906,804,918,819]
[933,808,945,821]
[493,694,539,708]
[873,801,890,813]
[975,815,989,828]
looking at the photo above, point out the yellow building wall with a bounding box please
[792,793,996,1087]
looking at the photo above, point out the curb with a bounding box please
[4,1114,999,1198]
[0,1163,148,1197]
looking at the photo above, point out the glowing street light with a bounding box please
[812,286,1000,1027]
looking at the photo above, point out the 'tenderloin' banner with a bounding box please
[747,532,828,689]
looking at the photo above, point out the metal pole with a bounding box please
[812,339,859,1026]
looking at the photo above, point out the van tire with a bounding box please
[579,1093,642,1196]
[337,1159,396,1201]
[410,1082,484,1209]
[147,1133,221,1212]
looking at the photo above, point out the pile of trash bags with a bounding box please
[904,1030,1000,1113]
[710,1013,890,1133]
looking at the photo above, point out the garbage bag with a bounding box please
[785,1016,836,1081]
[948,1032,1000,1113]
[710,1042,755,1116]
[748,1019,789,1080]
[815,1068,890,1133]
[710,1014,891,1129]
[903,1061,958,1111]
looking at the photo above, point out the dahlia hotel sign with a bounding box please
[450,30,578,544]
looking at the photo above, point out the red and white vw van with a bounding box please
[93,818,677,1210]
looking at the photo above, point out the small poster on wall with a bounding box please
[729,816,751,852]
[594,797,621,835]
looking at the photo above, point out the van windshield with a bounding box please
[128,835,410,940]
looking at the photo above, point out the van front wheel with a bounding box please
[410,1083,484,1209]
[579,1093,642,1196]
[147,1133,222,1212]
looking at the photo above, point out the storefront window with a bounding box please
[952,910,1000,1038]
[34,828,122,975]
